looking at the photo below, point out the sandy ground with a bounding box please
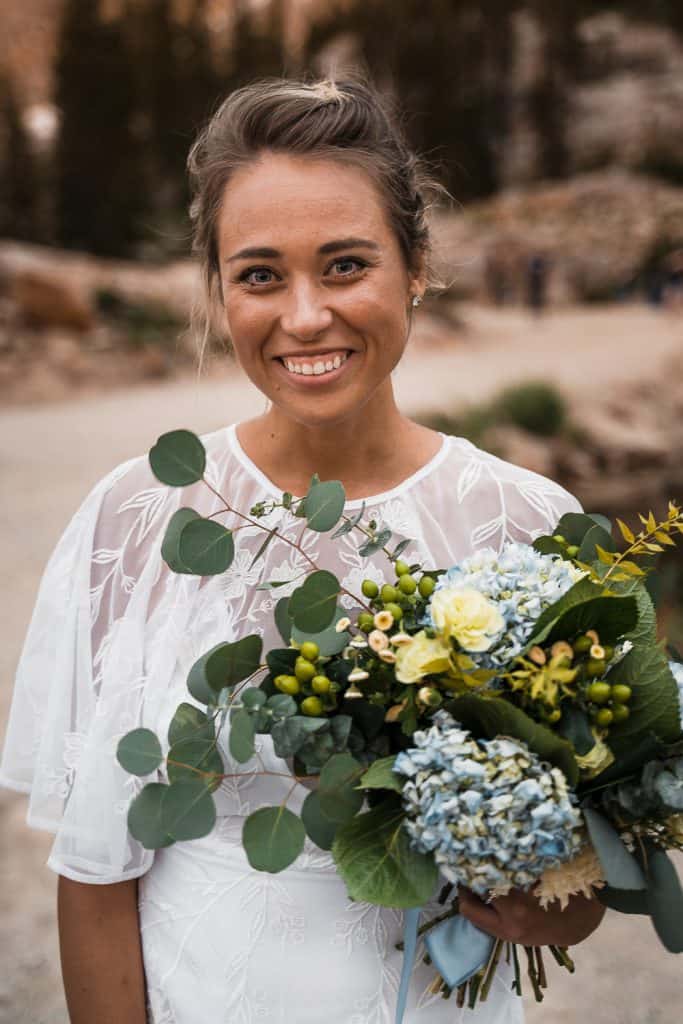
[1,303,682,1023]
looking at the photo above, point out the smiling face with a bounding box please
[216,151,424,428]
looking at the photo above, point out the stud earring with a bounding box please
[411,294,422,308]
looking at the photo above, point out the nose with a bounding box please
[280,278,333,340]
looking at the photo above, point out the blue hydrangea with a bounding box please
[394,710,583,896]
[422,542,584,671]
[670,660,683,727]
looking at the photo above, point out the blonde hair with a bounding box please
[186,72,449,367]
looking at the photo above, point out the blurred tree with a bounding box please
[55,0,147,256]
[0,74,39,241]
[222,0,288,94]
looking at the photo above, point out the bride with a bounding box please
[0,74,604,1022]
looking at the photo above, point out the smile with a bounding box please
[280,350,351,376]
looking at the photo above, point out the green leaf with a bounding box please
[289,571,340,632]
[296,715,354,773]
[242,806,306,872]
[127,783,174,849]
[553,512,615,551]
[229,708,256,763]
[556,705,594,757]
[167,738,223,791]
[331,502,366,539]
[604,645,681,759]
[291,606,351,656]
[319,752,365,824]
[359,755,405,794]
[160,777,216,841]
[116,729,163,777]
[267,693,298,718]
[177,518,235,576]
[577,522,617,562]
[391,538,412,560]
[332,798,438,908]
[149,429,206,485]
[241,688,267,711]
[161,508,200,573]
[359,528,392,557]
[301,790,338,850]
[249,527,279,570]
[582,808,646,890]
[525,577,638,649]
[187,644,224,706]
[168,703,215,746]
[271,715,328,759]
[533,536,567,557]
[204,635,264,692]
[598,885,649,915]
[444,694,579,787]
[274,598,292,644]
[647,845,683,952]
[304,480,346,532]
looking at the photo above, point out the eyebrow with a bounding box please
[225,237,381,263]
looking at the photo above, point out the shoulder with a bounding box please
[438,433,582,546]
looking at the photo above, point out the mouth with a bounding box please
[273,348,357,384]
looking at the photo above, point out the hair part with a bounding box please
[186,72,451,368]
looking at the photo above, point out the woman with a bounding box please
[0,75,604,1023]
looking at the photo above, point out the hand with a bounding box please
[458,886,606,947]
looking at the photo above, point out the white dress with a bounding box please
[1,422,582,1024]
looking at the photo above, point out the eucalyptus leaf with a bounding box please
[331,502,366,539]
[167,737,223,791]
[271,715,328,759]
[647,845,683,952]
[289,570,340,632]
[249,527,279,570]
[178,518,235,576]
[598,885,649,915]
[242,806,306,872]
[301,790,338,850]
[291,606,351,656]
[274,598,292,644]
[149,429,206,485]
[391,538,412,560]
[604,645,681,758]
[304,480,346,532]
[241,688,267,711]
[127,783,174,849]
[332,798,438,908]
[160,777,216,841]
[116,728,163,777]
[267,693,298,719]
[204,635,264,692]
[168,703,215,746]
[577,522,617,562]
[161,508,200,573]
[359,755,405,794]
[319,752,365,824]
[582,807,646,890]
[358,528,392,557]
[187,644,225,706]
[229,708,256,763]
[553,512,613,550]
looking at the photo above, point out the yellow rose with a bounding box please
[394,630,452,684]
[429,586,504,653]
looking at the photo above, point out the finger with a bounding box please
[458,890,501,935]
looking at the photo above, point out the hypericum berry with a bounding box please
[602,644,615,662]
[552,534,567,545]
[611,703,630,723]
[357,612,375,633]
[300,641,320,662]
[566,544,580,558]
[395,559,411,577]
[611,684,633,704]
[595,707,614,727]
[573,635,593,654]
[586,658,606,677]
[384,602,404,621]
[361,579,379,599]
[275,674,300,695]
[547,708,562,723]
[295,657,317,683]
[418,576,436,598]
[417,686,442,707]
[398,574,417,595]
[301,696,324,716]
[587,681,611,704]
[380,584,399,603]
[311,675,332,695]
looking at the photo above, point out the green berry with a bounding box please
[573,635,593,654]
[358,612,375,633]
[602,645,615,662]
[295,657,317,683]
[566,544,580,558]
[275,674,300,695]
[384,602,404,621]
[361,579,379,599]
[547,709,562,723]
[299,641,319,662]
[587,681,611,704]
[611,684,632,704]
[611,703,630,723]
[552,534,567,545]
[395,559,411,577]
[380,584,399,603]
[398,574,417,595]
[311,675,332,694]
[301,696,324,716]
[595,708,614,727]
[418,576,436,598]
[586,658,606,677]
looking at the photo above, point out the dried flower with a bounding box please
[374,610,394,631]
[348,668,370,683]
[535,843,604,909]
[378,649,397,664]
[335,617,351,633]
[368,629,390,653]
[390,632,413,646]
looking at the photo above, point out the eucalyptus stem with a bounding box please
[456,983,466,1008]
[467,971,483,1009]
[549,945,575,973]
[479,939,504,1002]
[524,946,544,1002]
[511,943,522,996]
[535,946,548,989]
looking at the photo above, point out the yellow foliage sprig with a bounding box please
[598,501,682,583]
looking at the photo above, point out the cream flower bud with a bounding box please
[373,610,394,630]
[349,637,368,649]
[335,617,351,633]
[590,644,605,660]
[348,668,369,682]
[390,632,413,646]
[378,649,397,664]
[368,629,389,652]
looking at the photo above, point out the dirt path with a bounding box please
[1,303,681,1023]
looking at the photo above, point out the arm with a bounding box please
[57,875,148,1024]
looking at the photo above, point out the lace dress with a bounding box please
[0,422,582,1023]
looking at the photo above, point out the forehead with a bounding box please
[217,152,393,252]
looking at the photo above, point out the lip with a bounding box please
[273,350,358,386]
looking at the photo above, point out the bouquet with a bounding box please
[117,429,683,1016]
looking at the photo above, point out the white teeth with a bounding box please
[302,364,314,375]
[313,361,326,375]
[282,351,350,377]
[332,356,341,369]
[325,360,334,372]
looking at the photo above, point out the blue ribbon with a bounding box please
[395,905,494,1024]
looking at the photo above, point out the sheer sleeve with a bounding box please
[0,455,175,884]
